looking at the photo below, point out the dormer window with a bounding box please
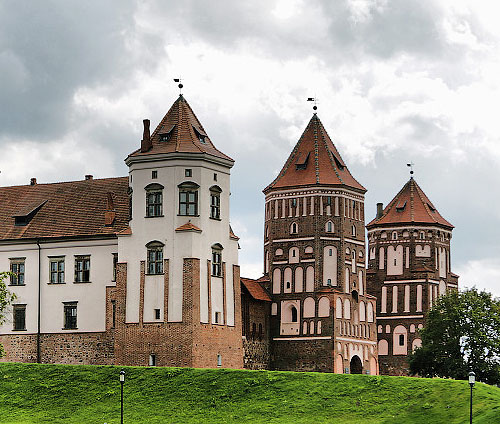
[13,200,47,226]
[396,201,407,212]
[295,152,310,170]
[193,125,207,144]
[159,124,175,142]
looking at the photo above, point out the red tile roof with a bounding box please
[0,177,129,241]
[241,277,271,302]
[175,222,202,232]
[367,178,453,229]
[127,95,233,163]
[264,114,365,193]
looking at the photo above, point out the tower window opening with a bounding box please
[291,306,298,323]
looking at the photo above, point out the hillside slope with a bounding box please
[0,363,499,423]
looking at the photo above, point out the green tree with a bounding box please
[0,272,16,358]
[409,288,500,385]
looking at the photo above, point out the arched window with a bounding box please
[209,185,222,219]
[291,306,298,322]
[303,297,315,318]
[326,220,334,233]
[146,241,164,274]
[392,231,398,240]
[378,339,388,355]
[318,297,330,317]
[336,298,342,318]
[344,298,351,319]
[145,183,164,217]
[367,302,374,322]
[290,222,298,234]
[178,181,199,216]
[419,231,425,240]
[359,301,366,321]
[211,243,223,277]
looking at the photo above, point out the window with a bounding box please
[10,259,25,285]
[326,221,333,232]
[64,303,77,329]
[215,311,222,324]
[149,354,156,366]
[392,231,398,240]
[214,173,217,181]
[210,186,222,219]
[290,222,298,234]
[74,256,90,283]
[185,169,192,177]
[291,306,298,322]
[151,170,157,179]
[178,182,199,216]
[212,244,222,277]
[146,242,164,275]
[111,300,116,328]
[154,309,160,320]
[112,253,118,282]
[13,305,26,331]
[399,334,405,346]
[49,257,65,284]
[145,183,163,217]
[352,225,356,237]
[217,354,222,367]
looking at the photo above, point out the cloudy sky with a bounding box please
[1,0,499,295]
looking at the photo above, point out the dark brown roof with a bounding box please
[127,95,233,162]
[241,277,271,302]
[264,114,365,193]
[367,178,453,229]
[0,177,129,241]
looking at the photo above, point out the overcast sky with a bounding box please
[1,0,499,295]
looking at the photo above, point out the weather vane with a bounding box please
[174,78,183,95]
[307,97,318,112]
[407,161,415,177]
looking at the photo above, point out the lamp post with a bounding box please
[469,371,475,424]
[120,370,125,424]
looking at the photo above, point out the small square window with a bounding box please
[154,309,160,320]
[152,170,157,179]
[185,169,192,177]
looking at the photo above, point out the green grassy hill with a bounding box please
[0,363,499,423]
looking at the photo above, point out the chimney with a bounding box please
[105,192,116,226]
[376,202,383,219]
[141,119,152,152]
[85,175,93,180]
[30,178,37,185]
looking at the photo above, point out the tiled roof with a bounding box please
[175,222,202,232]
[127,95,233,163]
[241,277,271,302]
[0,177,129,241]
[264,114,365,193]
[367,178,453,229]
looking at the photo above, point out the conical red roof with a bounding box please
[367,178,453,229]
[263,114,365,193]
[127,95,233,162]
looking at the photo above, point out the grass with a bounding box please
[0,363,499,423]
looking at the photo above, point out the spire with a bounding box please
[127,95,233,163]
[263,114,365,193]
[366,178,453,229]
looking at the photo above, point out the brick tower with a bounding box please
[366,176,458,375]
[263,113,378,374]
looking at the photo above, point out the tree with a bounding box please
[0,272,16,358]
[409,288,500,385]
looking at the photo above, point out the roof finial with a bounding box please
[174,78,183,95]
[307,97,318,113]
[407,161,415,178]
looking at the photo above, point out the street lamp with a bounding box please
[469,371,475,424]
[120,370,125,424]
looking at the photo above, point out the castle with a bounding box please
[0,94,457,375]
